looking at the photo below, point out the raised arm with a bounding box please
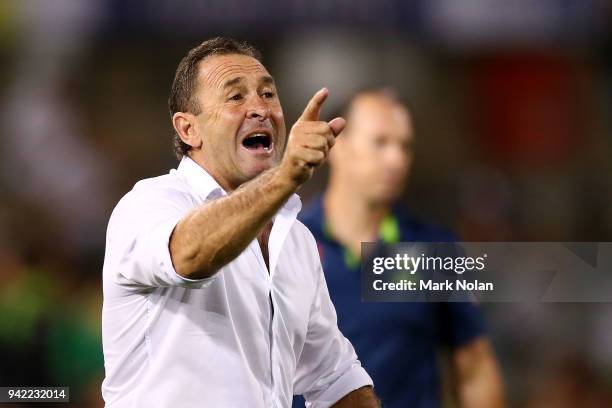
[170,88,346,279]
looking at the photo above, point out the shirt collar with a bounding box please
[176,156,301,214]
[176,156,226,201]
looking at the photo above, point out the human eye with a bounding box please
[261,91,276,99]
[372,135,386,149]
[229,93,243,101]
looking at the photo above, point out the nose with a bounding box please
[246,95,271,120]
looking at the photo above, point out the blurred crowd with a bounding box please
[1,0,612,406]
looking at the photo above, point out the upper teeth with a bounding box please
[248,133,266,138]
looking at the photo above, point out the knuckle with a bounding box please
[309,133,324,145]
[315,121,330,132]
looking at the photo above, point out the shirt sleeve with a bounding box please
[105,184,216,289]
[293,261,373,408]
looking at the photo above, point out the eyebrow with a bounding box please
[223,75,275,89]
[261,75,275,85]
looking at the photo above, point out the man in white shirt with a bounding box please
[101,37,378,408]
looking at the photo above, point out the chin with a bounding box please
[370,189,402,206]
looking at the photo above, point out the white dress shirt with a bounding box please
[101,157,372,408]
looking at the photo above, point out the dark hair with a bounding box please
[168,37,261,158]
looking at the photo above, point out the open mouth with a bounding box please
[242,132,273,152]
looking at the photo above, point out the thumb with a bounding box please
[328,117,346,136]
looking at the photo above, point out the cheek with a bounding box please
[354,145,379,168]
[271,111,286,155]
[203,107,242,147]
[345,154,373,179]
[216,106,243,129]
[271,108,285,134]
[271,103,284,120]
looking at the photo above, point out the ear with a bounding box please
[328,132,344,166]
[172,112,202,150]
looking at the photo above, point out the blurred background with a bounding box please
[1,0,611,406]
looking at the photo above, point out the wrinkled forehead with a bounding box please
[196,54,272,92]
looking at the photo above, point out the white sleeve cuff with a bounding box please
[305,365,373,408]
[154,216,217,289]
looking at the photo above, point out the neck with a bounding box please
[187,153,238,193]
[324,176,391,257]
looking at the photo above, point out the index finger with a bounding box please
[298,87,329,122]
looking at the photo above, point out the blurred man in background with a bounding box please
[299,89,505,408]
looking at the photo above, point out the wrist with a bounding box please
[274,160,302,191]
